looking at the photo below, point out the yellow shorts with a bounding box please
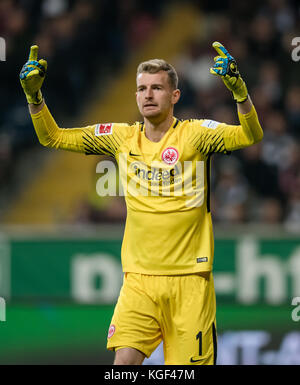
[106,272,217,365]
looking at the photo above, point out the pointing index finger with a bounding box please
[212,41,229,58]
[29,45,39,61]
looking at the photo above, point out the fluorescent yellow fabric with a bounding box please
[20,46,47,105]
[107,272,217,364]
[31,104,263,274]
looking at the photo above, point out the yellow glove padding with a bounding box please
[210,41,248,103]
[20,45,47,105]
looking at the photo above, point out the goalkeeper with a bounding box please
[20,42,263,365]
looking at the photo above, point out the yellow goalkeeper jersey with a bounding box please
[31,104,263,275]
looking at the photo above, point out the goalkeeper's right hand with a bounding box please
[20,45,47,105]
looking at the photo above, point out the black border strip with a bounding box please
[206,153,212,213]
[212,322,217,365]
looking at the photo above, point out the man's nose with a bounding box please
[145,87,153,98]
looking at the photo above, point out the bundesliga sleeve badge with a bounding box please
[95,123,113,136]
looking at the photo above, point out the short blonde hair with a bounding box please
[137,59,178,90]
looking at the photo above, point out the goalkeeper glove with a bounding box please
[210,41,248,103]
[20,45,47,105]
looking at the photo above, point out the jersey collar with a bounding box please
[140,117,179,132]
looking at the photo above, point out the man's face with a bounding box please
[136,71,180,121]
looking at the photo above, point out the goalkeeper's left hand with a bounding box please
[20,45,47,105]
[210,41,248,103]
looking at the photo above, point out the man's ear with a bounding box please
[172,89,181,105]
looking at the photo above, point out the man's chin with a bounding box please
[143,109,161,119]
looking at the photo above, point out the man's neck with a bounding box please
[144,113,174,143]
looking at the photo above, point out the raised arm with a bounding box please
[29,102,90,152]
[19,46,89,152]
[20,46,129,156]
[210,41,263,146]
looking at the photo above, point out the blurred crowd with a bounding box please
[1,0,300,231]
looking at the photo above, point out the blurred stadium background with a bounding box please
[0,0,300,365]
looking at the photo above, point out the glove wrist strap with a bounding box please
[236,95,248,104]
[26,90,43,105]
